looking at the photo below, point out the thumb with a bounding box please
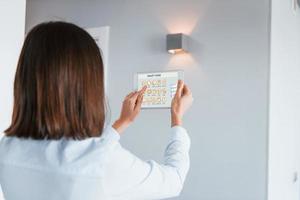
[135,94,144,110]
[134,86,146,110]
[175,80,184,98]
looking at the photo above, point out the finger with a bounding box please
[135,93,144,110]
[125,92,134,98]
[130,90,140,101]
[137,86,147,100]
[175,80,184,98]
[126,85,146,99]
[139,85,147,94]
[126,91,137,99]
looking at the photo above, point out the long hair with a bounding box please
[5,21,106,140]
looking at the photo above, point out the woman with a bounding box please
[0,22,193,200]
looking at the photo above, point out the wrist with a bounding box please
[112,118,131,134]
[171,113,182,127]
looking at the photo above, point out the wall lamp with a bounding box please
[166,33,188,54]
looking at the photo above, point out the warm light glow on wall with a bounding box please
[164,15,199,35]
[161,7,207,69]
[167,53,198,70]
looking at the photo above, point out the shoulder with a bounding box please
[0,127,121,177]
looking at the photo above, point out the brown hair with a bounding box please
[5,21,106,140]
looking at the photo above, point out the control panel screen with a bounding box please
[134,70,184,108]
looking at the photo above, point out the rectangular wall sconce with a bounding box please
[166,33,188,54]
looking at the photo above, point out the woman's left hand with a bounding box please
[113,86,147,134]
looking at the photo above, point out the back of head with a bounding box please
[5,21,106,140]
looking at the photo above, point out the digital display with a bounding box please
[134,70,184,108]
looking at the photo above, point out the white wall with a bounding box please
[0,1,26,199]
[0,0,26,136]
[268,0,300,200]
[25,0,270,199]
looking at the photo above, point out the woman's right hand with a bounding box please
[113,86,147,134]
[171,80,193,127]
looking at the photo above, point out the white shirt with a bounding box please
[0,125,190,200]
